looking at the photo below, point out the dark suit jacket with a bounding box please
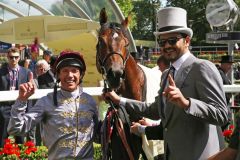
[0,65,31,90]
[218,68,231,103]
[123,54,229,160]
[0,65,31,105]
[0,65,32,146]
[217,68,232,130]
[37,70,55,89]
[145,123,163,140]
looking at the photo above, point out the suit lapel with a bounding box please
[175,54,196,88]
[164,54,196,124]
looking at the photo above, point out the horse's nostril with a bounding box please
[108,68,123,78]
[105,68,123,89]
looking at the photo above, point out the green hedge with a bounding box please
[94,143,102,160]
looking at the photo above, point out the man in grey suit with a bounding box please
[103,7,229,160]
[0,47,32,147]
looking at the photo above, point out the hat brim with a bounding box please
[154,28,193,38]
[56,58,83,71]
[220,61,234,63]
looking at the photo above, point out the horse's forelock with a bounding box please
[99,22,127,38]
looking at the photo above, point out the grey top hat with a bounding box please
[154,7,193,38]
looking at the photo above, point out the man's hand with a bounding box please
[163,75,190,109]
[130,122,142,136]
[139,117,160,126]
[18,72,35,101]
[102,90,121,104]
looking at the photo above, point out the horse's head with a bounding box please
[96,8,130,90]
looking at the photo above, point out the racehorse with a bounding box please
[96,8,148,160]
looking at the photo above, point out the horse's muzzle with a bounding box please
[106,67,124,89]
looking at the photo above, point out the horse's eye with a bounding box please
[115,27,121,31]
[98,37,106,48]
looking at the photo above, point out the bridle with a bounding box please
[96,22,130,80]
[97,22,135,160]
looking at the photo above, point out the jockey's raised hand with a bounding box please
[18,72,35,101]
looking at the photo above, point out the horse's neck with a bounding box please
[119,57,146,101]
[122,57,161,103]
[125,57,141,75]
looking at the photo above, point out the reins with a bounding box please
[102,80,134,160]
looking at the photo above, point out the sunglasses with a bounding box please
[158,36,183,47]
[9,56,19,60]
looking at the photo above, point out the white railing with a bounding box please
[0,85,238,102]
[223,85,240,93]
[0,87,104,102]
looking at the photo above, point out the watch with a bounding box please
[206,0,239,27]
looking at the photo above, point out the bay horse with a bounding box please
[96,8,148,160]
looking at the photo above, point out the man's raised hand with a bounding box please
[163,74,190,109]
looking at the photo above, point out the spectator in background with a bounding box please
[146,48,153,61]
[37,56,56,89]
[43,50,52,64]
[23,59,31,69]
[217,55,233,130]
[0,47,32,147]
[139,45,145,61]
[234,64,240,80]
[217,55,233,103]
[24,45,31,59]
[34,59,50,88]
[29,38,40,77]
[50,56,57,70]
[35,59,49,78]
[218,55,234,100]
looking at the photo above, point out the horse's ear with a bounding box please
[99,8,108,26]
[121,12,131,30]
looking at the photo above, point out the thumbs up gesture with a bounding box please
[163,74,190,109]
[18,72,36,101]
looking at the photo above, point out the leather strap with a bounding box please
[115,115,134,160]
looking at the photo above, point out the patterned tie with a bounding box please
[169,66,175,80]
[12,70,17,89]
[159,66,175,118]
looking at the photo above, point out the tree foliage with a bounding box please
[132,0,161,40]
[116,0,136,29]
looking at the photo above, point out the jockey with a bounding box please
[8,50,100,160]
